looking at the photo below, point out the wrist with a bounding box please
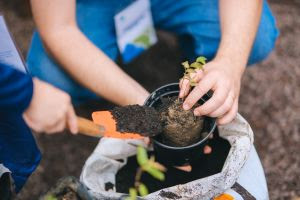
[32,78,41,99]
[135,91,150,106]
[26,78,40,110]
[213,55,246,78]
[120,90,149,106]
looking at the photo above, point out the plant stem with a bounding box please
[134,167,144,188]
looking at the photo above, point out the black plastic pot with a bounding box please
[144,83,217,166]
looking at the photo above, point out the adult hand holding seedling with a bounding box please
[23,78,78,134]
[180,0,262,125]
[180,58,243,125]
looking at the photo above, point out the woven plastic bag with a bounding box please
[80,114,268,200]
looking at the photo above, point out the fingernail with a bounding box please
[72,128,78,135]
[204,145,212,154]
[183,104,189,110]
[179,92,183,98]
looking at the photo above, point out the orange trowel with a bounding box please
[77,111,144,139]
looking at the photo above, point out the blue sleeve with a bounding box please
[0,63,33,113]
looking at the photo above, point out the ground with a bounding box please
[0,1,299,199]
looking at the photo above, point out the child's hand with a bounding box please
[23,78,78,134]
[179,59,243,125]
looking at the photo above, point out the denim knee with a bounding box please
[248,2,279,65]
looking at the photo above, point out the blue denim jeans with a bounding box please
[27,0,279,104]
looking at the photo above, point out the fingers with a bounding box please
[183,76,215,110]
[66,105,78,134]
[44,104,69,133]
[143,137,151,146]
[179,70,204,99]
[203,145,212,154]
[179,60,241,125]
[23,112,65,134]
[179,78,190,98]
[46,117,66,134]
[193,80,231,116]
[23,80,78,135]
[23,101,78,135]
[192,69,204,83]
[207,90,235,118]
[23,114,43,133]
[40,108,67,133]
[174,165,192,172]
[217,98,238,125]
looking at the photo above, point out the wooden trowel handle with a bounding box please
[77,117,105,137]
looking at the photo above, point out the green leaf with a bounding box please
[183,75,190,80]
[196,56,207,65]
[45,195,57,200]
[134,34,150,48]
[190,62,203,69]
[186,68,195,74]
[145,166,165,181]
[129,188,138,200]
[138,183,149,196]
[148,159,166,172]
[137,146,148,166]
[190,81,198,86]
[181,61,190,69]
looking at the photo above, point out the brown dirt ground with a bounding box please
[0,1,299,199]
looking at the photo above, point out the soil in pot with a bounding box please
[111,96,205,147]
[116,129,231,194]
[157,96,205,147]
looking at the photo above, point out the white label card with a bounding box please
[0,15,27,73]
[114,0,157,64]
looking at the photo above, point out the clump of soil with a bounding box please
[111,105,162,137]
[55,188,80,200]
[158,97,204,147]
[159,190,182,199]
[40,177,83,200]
[111,97,204,147]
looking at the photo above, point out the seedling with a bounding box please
[126,146,166,200]
[181,56,207,86]
[45,195,57,200]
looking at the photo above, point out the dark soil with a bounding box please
[111,105,162,137]
[158,97,204,147]
[159,190,182,199]
[105,182,114,191]
[1,1,298,199]
[111,97,204,147]
[116,130,230,194]
[55,188,80,200]
[40,177,85,200]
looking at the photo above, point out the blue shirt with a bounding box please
[27,0,278,104]
[0,63,41,192]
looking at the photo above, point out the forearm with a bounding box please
[41,27,149,106]
[216,0,263,74]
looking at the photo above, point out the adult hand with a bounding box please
[23,78,78,134]
[179,58,244,125]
